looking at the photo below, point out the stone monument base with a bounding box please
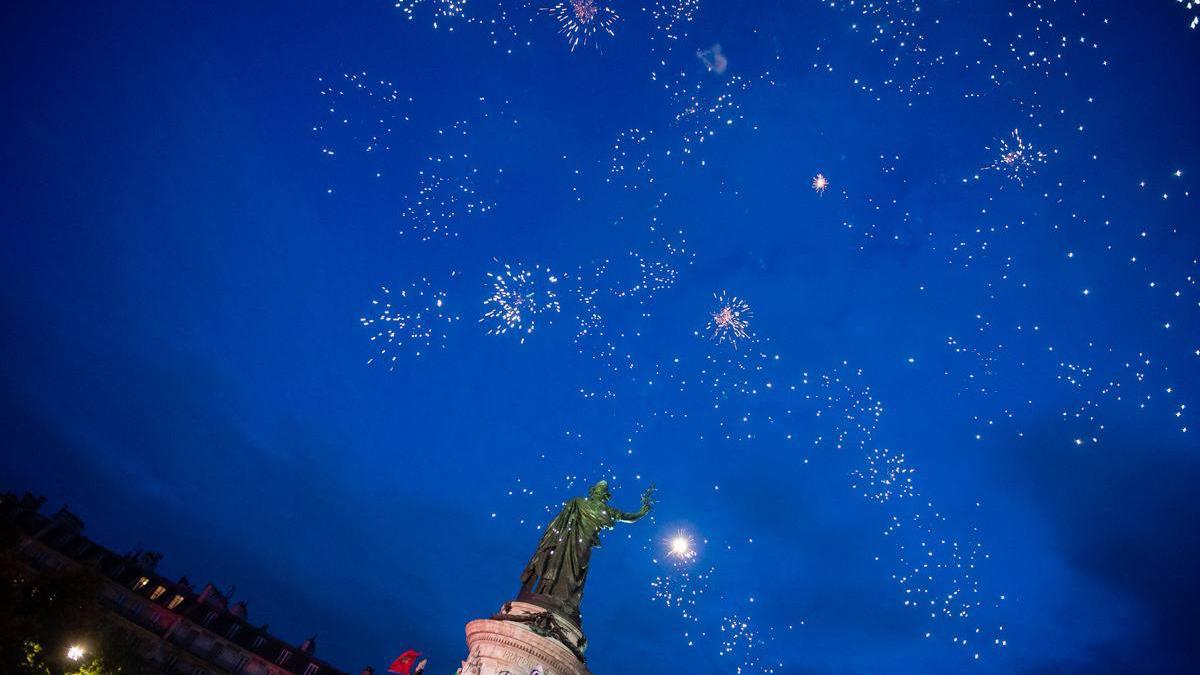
[462,601,590,675]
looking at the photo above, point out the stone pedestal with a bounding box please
[461,601,590,675]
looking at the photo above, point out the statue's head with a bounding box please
[588,480,612,502]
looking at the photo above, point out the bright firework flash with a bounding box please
[544,0,619,51]
[984,128,1048,187]
[707,291,753,347]
[811,173,829,195]
[481,263,562,343]
[666,530,698,561]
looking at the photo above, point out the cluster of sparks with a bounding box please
[666,67,775,163]
[814,0,940,99]
[650,0,702,45]
[719,614,782,674]
[851,446,916,503]
[400,160,495,240]
[360,277,460,367]
[984,129,1049,186]
[707,292,753,347]
[1181,0,1200,30]
[650,565,711,625]
[393,0,468,30]
[481,263,562,342]
[544,0,619,50]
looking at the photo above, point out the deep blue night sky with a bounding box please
[3,1,1199,673]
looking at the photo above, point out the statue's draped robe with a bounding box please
[520,497,632,612]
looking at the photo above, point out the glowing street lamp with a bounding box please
[67,645,86,661]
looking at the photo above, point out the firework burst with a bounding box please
[544,0,620,51]
[665,530,698,561]
[707,291,753,347]
[360,276,460,368]
[985,128,1048,186]
[812,173,829,195]
[481,263,561,343]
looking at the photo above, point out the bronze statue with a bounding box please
[517,480,654,619]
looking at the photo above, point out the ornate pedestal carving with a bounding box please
[461,601,590,675]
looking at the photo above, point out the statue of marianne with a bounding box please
[518,480,654,616]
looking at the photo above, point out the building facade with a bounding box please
[1,492,369,675]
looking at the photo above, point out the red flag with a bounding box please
[388,650,421,675]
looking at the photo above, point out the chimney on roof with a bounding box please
[300,636,316,654]
[19,493,45,512]
[134,550,163,571]
[230,600,248,618]
[177,576,193,593]
[37,505,84,540]
[198,583,228,608]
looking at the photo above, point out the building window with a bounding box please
[133,576,150,590]
[150,585,166,600]
[226,624,241,640]
[168,594,184,609]
[203,611,218,627]
[304,664,320,675]
[252,636,265,649]
[276,650,291,666]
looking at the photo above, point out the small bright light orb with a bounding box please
[665,530,696,561]
[670,536,690,556]
[67,645,86,661]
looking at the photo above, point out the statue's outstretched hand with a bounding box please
[641,484,657,509]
